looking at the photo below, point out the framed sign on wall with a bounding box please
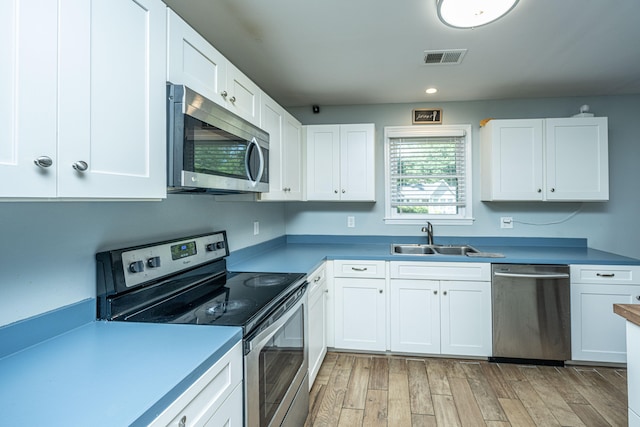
[412,108,442,124]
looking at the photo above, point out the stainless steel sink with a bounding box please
[391,244,479,256]
[390,244,438,255]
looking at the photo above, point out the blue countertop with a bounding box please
[227,235,640,273]
[0,304,241,427]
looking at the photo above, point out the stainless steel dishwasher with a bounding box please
[490,264,571,365]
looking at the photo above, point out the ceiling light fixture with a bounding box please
[426,88,438,94]
[437,0,519,29]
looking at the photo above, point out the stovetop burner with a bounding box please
[195,298,256,322]
[244,274,290,288]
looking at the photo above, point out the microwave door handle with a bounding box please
[245,137,264,187]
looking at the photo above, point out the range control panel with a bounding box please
[120,231,228,288]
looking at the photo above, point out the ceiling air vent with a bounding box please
[423,49,467,65]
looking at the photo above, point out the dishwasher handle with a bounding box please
[494,271,570,279]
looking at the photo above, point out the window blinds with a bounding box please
[388,135,467,211]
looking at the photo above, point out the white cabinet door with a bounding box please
[308,264,327,388]
[225,62,261,126]
[306,125,341,200]
[571,283,640,363]
[1,0,165,199]
[545,117,608,201]
[390,279,440,353]
[334,277,386,352]
[203,384,243,427]
[258,96,303,201]
[0,0,62,197]
[282,113,304,200]
[306,124,375,201]
[480,119,544,201]
[167,9,227,109]
[62,0,166,198]
[440,281,492,357]
[340,124,376,201]
[481,117,608,202]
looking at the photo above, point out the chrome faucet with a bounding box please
[421,222,434,245]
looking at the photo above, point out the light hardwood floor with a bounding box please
[305,352,628,427]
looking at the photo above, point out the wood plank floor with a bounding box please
[304,352,628,427]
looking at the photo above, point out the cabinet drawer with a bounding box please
[308,263,326,295]
[571,265,640,285]
[150,341,242,426]
[333,260,386,278]
[390,261,490,281]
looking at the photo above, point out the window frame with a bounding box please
[383,124,474,225]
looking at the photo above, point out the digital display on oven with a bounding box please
[171,241,197,260]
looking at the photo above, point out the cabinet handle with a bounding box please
[550,188,555,192]
[342,189,346,193]
[34,156,53,168]
[314,276,321,283]
[635,295,640,301]
[72,161,88,172]
[443,291,447,295]
[325,289,329,293]
[178,415,187,427]
[351,267,368,271]
[537,188,542,193]
[596,273,615,278]
[229,96,236,103]
[334,190,338,194]
[434,290,438,295]
[379,289,383,294]
[220,91,228,98]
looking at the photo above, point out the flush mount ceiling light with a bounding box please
[437,0,519,29]
[426,88,438,94]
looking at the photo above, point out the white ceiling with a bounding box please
[163,0,640,108]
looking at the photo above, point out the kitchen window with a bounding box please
[384,125,473,225]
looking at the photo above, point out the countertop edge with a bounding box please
[614,304,640,327]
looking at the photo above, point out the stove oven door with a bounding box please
[244,289,309,427]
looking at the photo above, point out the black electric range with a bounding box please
[96,231,306,337]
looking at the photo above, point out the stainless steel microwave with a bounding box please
[167,84,269,194]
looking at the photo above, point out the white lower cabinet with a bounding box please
[333,260,387,352]
[149,341,243,427]
[570,264,640,363]
[390,262,492,357]
[308,263,328,388]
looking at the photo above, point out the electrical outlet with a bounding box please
[347,216,355,228]
[500,217,513,229]
[253,221,259,235]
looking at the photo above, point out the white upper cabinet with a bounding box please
[167,9,261,126]
[258,94,303,201]
[0,0,167,199]
[306,124,375,201]
[480,117,608,201]
[166,8,227,110]
[225,62,261,126]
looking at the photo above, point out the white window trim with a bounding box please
[383,125,474,225]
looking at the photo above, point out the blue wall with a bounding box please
[287,94,640,258]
